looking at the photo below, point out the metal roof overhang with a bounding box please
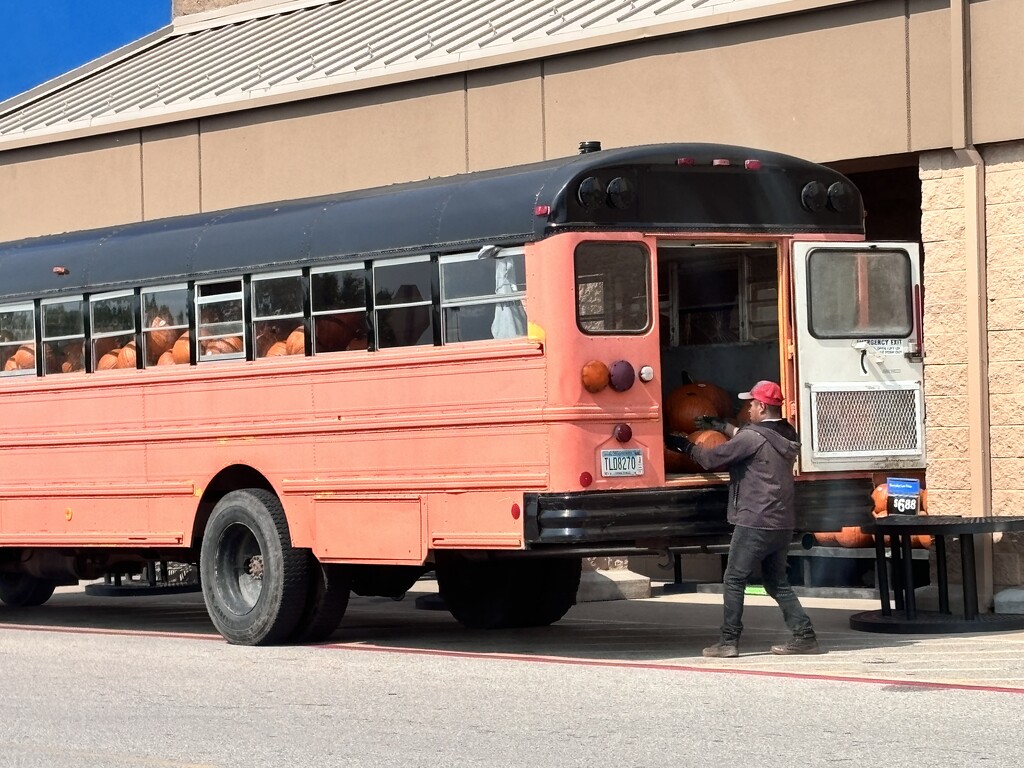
[0,0,868,152]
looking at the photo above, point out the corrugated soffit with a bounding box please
[0,0,808,148]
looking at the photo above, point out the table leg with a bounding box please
[890,534,905,611]
[901,532,916,620]
[960,533,979,620]
[935,535,950,615]
[874,534,891,616]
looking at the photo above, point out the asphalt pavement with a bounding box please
[4,579,1024,692]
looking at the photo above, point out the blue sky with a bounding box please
[0,0,170,103]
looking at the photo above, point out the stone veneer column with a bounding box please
[982,141,1024,588]
[919,151,971,515]
[920,142,1024,590]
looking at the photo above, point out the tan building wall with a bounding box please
[920,140,1024,586]
[173,0,249,16]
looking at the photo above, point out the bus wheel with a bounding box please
[0,574,57,607]
[435,555,581,630]
[508,558,582,628]
[289,558,352,644]
[200,489,310,645]
[435,554,514,629]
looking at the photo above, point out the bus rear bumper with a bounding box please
[523,478,874,548]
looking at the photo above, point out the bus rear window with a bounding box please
[808,249,912,338]
[575,242,650,334]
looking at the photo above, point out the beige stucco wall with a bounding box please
[920,140,1024,586]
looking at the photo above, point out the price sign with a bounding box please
[886,477,921,515]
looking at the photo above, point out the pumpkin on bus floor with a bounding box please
[199,488,311,645]
[434,553,582,630]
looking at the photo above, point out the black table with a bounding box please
[849,515,1024,633]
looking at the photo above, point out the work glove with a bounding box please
[664,432,694,455]
[694,416,728,433]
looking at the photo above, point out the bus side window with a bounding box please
[142,286,190,366]
[252,272,305,357]
[310,266,367,354]
[0,303,37,376]
[91,292,136,371]
[373,257,433,349]
[440,249,527,343]
[41,297,85,375]
[196,280,245,361]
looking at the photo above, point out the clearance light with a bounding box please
[613,423,633,443]
[511,503,521,520]
[744,159,762,170]
[676,157,695,166]
[607,177,634,209]
[581,360,611,393]
[608,360,636,392]
[712,158,731,167]
[579,471,594,488]
[801,181,827,212]
[533,204,551,216]
[827,181,853,212]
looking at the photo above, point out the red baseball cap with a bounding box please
[738,380,784,406]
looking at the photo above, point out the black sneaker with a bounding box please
[770,637,824,655]
[702,642,739,658]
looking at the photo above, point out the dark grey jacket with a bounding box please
[689,421,801,530]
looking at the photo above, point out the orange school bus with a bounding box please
[0,143,925,644]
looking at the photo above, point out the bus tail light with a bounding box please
[744,159,762,170]
[511,503,521,520]
[579,471,593,488]
[608,360,635,391]
[613,423,632,443]
[582,360,610,393]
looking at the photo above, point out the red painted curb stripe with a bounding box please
[322,642,1024,695]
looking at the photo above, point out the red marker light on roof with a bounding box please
[712,158,731,167]
[744,159,762,170]
[676,157,695,166]
[533,204,551,216]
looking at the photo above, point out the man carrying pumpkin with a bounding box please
[665,380,823,658]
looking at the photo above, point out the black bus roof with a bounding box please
[0,142,863,300]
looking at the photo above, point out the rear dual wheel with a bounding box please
[435,555,581,630]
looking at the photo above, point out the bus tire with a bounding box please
[289,558,352,644]
[435,554,514,629]
[509,558,582,628]
[200,488,310,646]
[0,574,57,607]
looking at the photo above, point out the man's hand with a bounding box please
[664,432,694,455]
[694,416,728,433]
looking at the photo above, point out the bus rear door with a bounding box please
[791,242,925,473]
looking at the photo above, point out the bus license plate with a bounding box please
[600,449,644,477]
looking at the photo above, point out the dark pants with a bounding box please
[720,525,814,643]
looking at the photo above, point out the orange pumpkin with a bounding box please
[147,317,178,359]
[871,483,930,548]
[115,341,137,369]
[687,429,729,470]
[265,341,289,357]
[157,350,176,365]
[4,358,18,371]
[665,391,717,434]
[315,314,358,353]
[664,446,691,474]
[286,327,306,356]
[693,381,733,418]
[13,345,35,370]
[97,351,120,370]
[171,332,191,364]
[813,531,839,547]
[833,526,874,548]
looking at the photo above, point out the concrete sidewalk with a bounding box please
[8,580,1024,690]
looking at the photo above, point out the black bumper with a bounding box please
[523,478,874,547]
